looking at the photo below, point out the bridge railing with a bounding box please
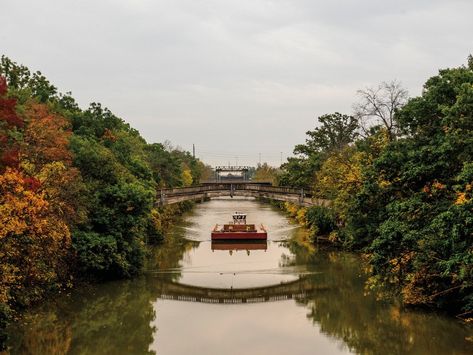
[158,183,312,198]
[242,184,312,197]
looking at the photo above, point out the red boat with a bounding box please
[211,212,268,240]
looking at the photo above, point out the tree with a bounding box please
[0,76,23,128]
[181,168,193,186]
[0,56,58,103]
[279,112,358,189]
[145,143,182,187]
[22,103,73,167]
[354,81,408,139]
[349,60,473,314]
[0,168,72,308]
[0,76,23,171]
[278,155,322,189]
[254,162,279,184]
[295,112,358,155]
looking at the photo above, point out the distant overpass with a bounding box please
[157,181,329,207]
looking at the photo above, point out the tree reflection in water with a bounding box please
[7,236,198,355]
[6,222,472,354]
[284,239,473,355]
[7,278,156,355]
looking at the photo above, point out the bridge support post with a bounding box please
[160,190,165,206]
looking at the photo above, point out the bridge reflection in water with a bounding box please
[211,240,268,252]
[153,275,324,304]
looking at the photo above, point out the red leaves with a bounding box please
[0,75,7,96]
[0,76,23,128]
[1,147,20,168]
[23,176,42,192]
[0,76,22,170]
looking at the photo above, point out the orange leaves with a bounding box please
[23,103,72,168]
[421,180,448,198]
[0,167,71,246]
[0,100,79,307]
[0,168,71,305]
[455,192,469,205]
[455,183,472,205]
[432,181,446,190]
[102,128,118,142]
[0,168,47,240]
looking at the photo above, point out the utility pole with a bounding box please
[192,144,195,158]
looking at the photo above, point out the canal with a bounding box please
[6,198,472,354]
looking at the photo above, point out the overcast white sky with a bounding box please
[1,0,472,166]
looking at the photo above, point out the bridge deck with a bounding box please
[157,182,329,207]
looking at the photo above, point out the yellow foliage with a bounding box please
[150,208,162,232]
[455,192,469,205]
[181,169,193,186]
[313,146,365,221]
[284,202,299,218]
[432,181,446,190]
[328,231,340,243]
[254,163,278,184]
[0,168,71,306]
[296,207,308,226]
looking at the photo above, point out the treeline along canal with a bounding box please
[6,198,472,354]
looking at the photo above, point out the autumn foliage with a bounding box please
[279,58,473,317]
[0,57,207,348]
[0,77,23,170]
[0,75,82,347]
[0,80,77,319]
[0,76,22,128]
[23,103,73,167]
[0,168,71,306]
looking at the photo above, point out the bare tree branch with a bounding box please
[353,80,408,139]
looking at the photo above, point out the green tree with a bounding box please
[279,112,358,189]
[296,112,358,154]
[349,59,473,314]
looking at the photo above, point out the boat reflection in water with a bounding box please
[211,240,267,254]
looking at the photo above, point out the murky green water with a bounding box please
[6,198,473,354]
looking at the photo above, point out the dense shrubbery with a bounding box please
[279,58,473,317]
[306,206,337,236]
[0,56,210,346]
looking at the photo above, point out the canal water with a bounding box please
[6,198,473,354]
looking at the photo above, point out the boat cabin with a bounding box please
[232,212,247,224]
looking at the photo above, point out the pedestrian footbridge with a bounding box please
[157,181,329,207]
